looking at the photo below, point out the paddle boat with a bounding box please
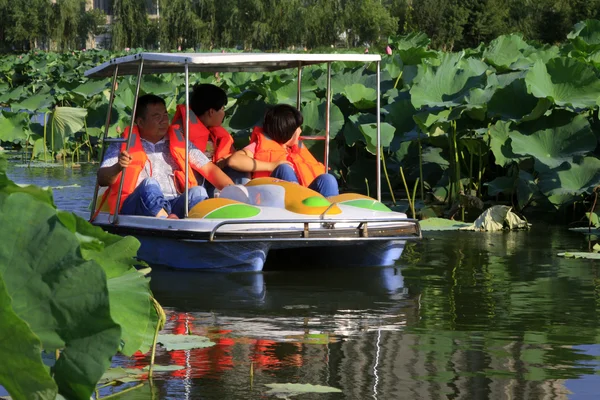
[85,52,421,271]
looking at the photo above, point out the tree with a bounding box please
[52,0,86,51]
[111,0,149,49]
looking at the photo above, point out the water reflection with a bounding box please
[6,161,600,399]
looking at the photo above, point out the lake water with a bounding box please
[5,161,600,399]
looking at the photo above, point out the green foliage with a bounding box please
[0,153,161,399]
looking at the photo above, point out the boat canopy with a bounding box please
[84,52,382,78]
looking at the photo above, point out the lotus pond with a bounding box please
[2,162,600,399]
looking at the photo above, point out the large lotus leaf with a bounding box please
[419,218,472,231]
[384,99,416,135]
[72,80,110,97]
[525,58,600,109]
[112,80,136,111]
[343,83,377,110]
[510,46,560,71]
[56,212,154,356]
[0,193,121,399]
[359,122,395,155]
[485,176,516,196]
[422,146,449,169]
[413,109,451,130]
[0,111,29,143]
[410,52,487,109]
[382,54,403,79]
[0,273,58,400]
[272,80,317,105]
[301,99,344,139]
[389,32,431,49]
[141,75,175,96]
[488,121,524,167]
[0,156,54,205]
[322,67,371,95]
[517,170,537,210]
[567,20,600,53]
[538,157,600,207]
[510,114,595,169]
[0,86,26,103]
[228,99,267,130]
[487,78,540,120]
[483,34,532,70]
[49,107,88,150]
[10,92,54,112]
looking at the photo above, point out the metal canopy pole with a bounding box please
[296,63,302,110]
[325,62,331,171]
[90,64,119,221]
[184,62,190,218]
[114,58,144,224]
[376,61,381,202]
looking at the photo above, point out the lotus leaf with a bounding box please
[413,109,451,130]
[0,273,58,400]
[557,252,600,259]
[382,54,403,78]
[228,99,267,130]
[419,218,472,231]
[344,83,377,110]
[389,32,431,49]
[56,212,155,356]
[141,75,176,96]
[525,58,600,109]
[567,20,600,53]
[264,383,342,397]
[470,205,528,231]
[516,170,537,210]
[487,78,541,120]
[272,80,317,105]
[321,66,372,95]
[510,114,595,169]
[157,334,215,351]
[384,99,416,135]
[483,34,532,70]
[10,92,53,112]
[0,193,121,399]
[538,156,600,206]
[301,99,344,139]
[49,107,88,151]
[359,122,395,155]
[0,86,25,103]
[485,176,515,196]
[0,111,29,143]
[72,79,110,97]
[410,52,487,109]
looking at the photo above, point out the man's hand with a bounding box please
[118,150,132,170]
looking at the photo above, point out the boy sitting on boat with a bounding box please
[173,83,250,196]
[97,94,234,219]
[226,104,339,197]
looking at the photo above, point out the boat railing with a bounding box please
[206,217,422,242]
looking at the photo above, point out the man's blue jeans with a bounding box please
[271,164,339,197]
[120,177,208,218]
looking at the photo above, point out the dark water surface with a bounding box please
[6,162,600,399]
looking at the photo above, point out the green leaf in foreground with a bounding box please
[0,273,58,400]
[0,193,122,400]
[264,383,342,397]
[157,334,216,351]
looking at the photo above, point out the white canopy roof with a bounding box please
[84,52,382,78]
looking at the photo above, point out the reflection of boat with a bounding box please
[85,53,421,271]
[150,267,410,315]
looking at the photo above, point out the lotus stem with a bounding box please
[250,361,254,390]
[51,111,55,162]
[148,297,166,379]
[589,189,599,234]
[100,382,144,400]
[365,178,370,198]
[380,146,396,205]
[393,71,403,90]
[399,167,415,218]
[43,111,49,162]
[417,130,424,200]
[411,178,419,219]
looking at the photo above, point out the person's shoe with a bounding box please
[167,213,179,219]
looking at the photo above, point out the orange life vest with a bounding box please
[106,125,198,214]
[250,126,325,187]
[172,104,234,163]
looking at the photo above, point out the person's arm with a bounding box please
[97,150,132,186]
[226,149,289,173]
[199,162,234,190]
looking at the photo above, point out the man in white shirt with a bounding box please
[97,94,234,218]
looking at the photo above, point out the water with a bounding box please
[5,162,600,399]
